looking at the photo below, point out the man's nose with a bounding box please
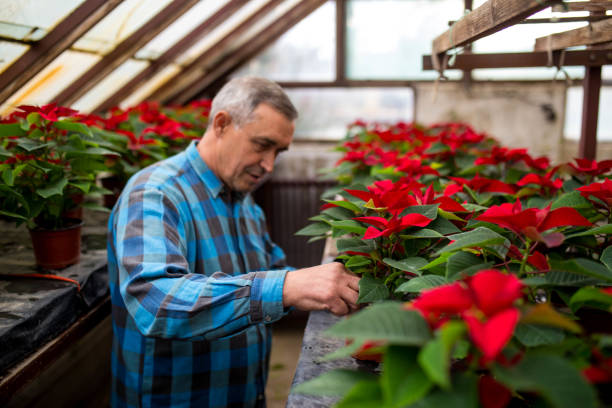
[260,152,274,173]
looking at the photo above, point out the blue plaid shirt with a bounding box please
[107,141,290,407]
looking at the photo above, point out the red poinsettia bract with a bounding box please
[409,270,524,362]
[476,199,591,247]
[577,178,612,208]
[569,158,612,177]
[354,213,432,239]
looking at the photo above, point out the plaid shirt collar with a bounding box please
[186,140,245,202]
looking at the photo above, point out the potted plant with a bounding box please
[294,121,612,407]
[0,104,118,269]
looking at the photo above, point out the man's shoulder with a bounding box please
[128,152,189,191]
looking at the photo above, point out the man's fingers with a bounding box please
[346,275,360,292]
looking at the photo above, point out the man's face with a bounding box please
[216,103,294,192]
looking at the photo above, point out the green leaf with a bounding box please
[566,223,612,239]
[0,209,29,222]
[435,227,508,256]
[0,122,26,137]
[53,120,93,137]
[318,339,368,362]
[399,204,439,220]
[418,321,465,389]
[493,352,598,408]
[383,257,428,274]
[2,168,14,186]
[331,219,368,236]
[445,251,491,281]
[550,258,612,283]
[36,176,68,198]
[336,380,383,408]
[414,372,479,408]
[16,138,53,152]
[569,287,612,312]
[400,229,443,239]
[295,222,330,236]
[461,203,488,212]
[542,270,602,287]
[336,237,375,253]
[420,252,452,271]
[427,216,461,235]
[551,191,592,210]
[81,202,110,213]
[322,206,355,220]
[346,255,372,270]
[382,346,433,407]
[514,324,565,347]
[292,369,377,396]
[395,275,447,294]
[358,275,390,303]
[601,246,612,271]
[325,302,432,345]
[323,199,361,213]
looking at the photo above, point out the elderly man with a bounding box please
[107,77,360,407]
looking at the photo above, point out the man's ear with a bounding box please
[212,111,232,136]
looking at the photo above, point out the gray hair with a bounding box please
[209,77,298,127]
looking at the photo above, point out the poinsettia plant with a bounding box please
[78,99,211,183]
[295,120,612,407]
[0,104,118,229]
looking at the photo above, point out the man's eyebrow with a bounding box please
[254,136,289,151]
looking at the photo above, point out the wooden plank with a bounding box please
[534,17,612,51]
[422,49,612,70]
[145,0,287,104]
[336,0,346,81]
[0,0,123,106]
[559,1,612,12]
[171,0,328,105]
[432,0,557,55]
[92,0,248,113]
[579,65,601,160]
[52,0,199,107]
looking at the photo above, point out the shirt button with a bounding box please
[257,394,264,400]
[265,315,272,322]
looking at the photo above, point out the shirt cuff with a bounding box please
[250,269,289,324]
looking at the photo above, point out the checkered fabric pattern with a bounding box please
[107,141,291,407]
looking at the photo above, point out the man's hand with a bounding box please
[282,262,360,316]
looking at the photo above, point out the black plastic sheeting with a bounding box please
[0,251,108,377]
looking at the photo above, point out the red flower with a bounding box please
[476,199,591,245]
[582,357,612,384]
[467,270,523,317]
[464,308,520,362]
[354,213,432,239]
[143,120,186,140]
[414,184,467,212]
[345,179,422,215]
[569,158,612,177]
[527,251,550,271]
[478,375,512,408]
[577,179,612,207]
[412,282,473,318]
[517,167,563,195]
[450,175,516,195]
[14,103,78,122]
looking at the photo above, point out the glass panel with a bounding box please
[0,0,85,38]
[0,41,29,74]
[0,50,100,116]
[175,0,272,66]
[72,59,149,112]
[120,64,183,109]
[73,0,173,55]
[346,0,463,80]
[135,0,227,60]
[286,88,414,140]
[565,86,612,142]
[234,1,335,81]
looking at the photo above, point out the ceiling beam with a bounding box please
[0,0,123,107]
[92,0,248,113]
[422,49,612,70]
[51,0,199,107]
[432,0,558,56]
[534,17,612,51]
[174,0,328,105]
[146,0,286,104]
[557,1,612,12]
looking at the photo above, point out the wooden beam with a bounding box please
[336,0,346,81]
[432,0,557,55]
[51,0,199,107]
[92,0,248,113]
[422,49,612,70]
[557,1,612,12]
[534,17,612,51]
[173,0,328,105]
[145,0,286,104]
[579,65,601,160]
[0,0,123,107]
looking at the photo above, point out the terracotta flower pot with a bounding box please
[29,219,83,270]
